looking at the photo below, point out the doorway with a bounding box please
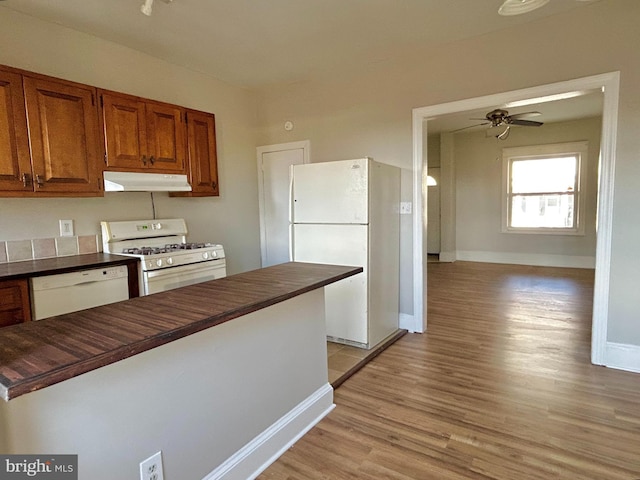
[256,140,310,267]
[412,72,620,366]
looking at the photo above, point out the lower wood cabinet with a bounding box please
[0,279,31,327]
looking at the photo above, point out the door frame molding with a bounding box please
[412,72,620,366]
[256,140,310,267]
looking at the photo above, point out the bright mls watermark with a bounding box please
[0,455,77,479]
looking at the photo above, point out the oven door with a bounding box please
[143,259,226,295]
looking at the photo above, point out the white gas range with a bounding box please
[101,218,226,296]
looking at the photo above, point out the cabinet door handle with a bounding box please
[142,155,147,165]
[22,173,32,188]
[35,175,44,188]
[212,181,217,190]
[149,156,155,165]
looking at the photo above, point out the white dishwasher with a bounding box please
[30,265,130,320]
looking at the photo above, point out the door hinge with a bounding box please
[100,95,104,107]
[104,152,107,164]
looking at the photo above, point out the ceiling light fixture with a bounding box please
[140,0,173,17]
[498,0,550,16]
[140,0,154,16]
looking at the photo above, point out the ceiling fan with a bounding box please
[453,109,544,140]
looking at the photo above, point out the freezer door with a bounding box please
[292,223,368,344]
[292,158,369,224]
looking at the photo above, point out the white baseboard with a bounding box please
[605,342,640,373]
[455,251,595,269]
[203,383,335,480]
[399,313,422,333]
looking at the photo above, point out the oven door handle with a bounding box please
[145,260,225,279]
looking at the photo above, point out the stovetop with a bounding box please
[123,243,217,256]
[101,219,225,272]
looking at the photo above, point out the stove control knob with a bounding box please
[153,223,162,230]
[212,251,218,258]
[156,259,163,267]
[202,252,209,260]
[167,257,173,265]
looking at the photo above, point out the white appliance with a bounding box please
[290,157,400,349]
[30,266,130,320]
[101,218,226,296]
[103,171,192,192]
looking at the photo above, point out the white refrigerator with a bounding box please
[290,157,400,349]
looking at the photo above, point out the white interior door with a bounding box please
[257,142,309,267]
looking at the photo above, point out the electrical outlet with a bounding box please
[59,219,74,237]
[140,451,164,480]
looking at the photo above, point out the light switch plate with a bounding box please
[59,219,74,237]
[400,202,412,215]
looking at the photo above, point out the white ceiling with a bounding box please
[0,0,601,89]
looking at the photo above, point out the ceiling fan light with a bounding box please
[140,0,154,16]
[498,0,550,16]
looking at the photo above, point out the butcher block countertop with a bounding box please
[0,262,362,401]
[0,253,139,281]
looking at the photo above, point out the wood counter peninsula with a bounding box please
[0,262,362,480]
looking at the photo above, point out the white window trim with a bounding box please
[501,141,589,236]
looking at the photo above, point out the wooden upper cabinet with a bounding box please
[146,102,186,172]
[0,67,32,193]
[100,90,186,174]
[23,75,101,195]
[172,110,219,197]
[100,92,146,170]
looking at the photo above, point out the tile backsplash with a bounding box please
[0,235,100,264]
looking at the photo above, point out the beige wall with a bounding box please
[255,0,640,345]
[454,116,601,265]
[0,8,261,275]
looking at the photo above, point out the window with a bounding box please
[502,142,588,235]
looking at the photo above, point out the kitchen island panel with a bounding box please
[0,262,362,400]
[0,288,332,480]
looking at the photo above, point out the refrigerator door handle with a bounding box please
[289,223,294,261]
[288,164,295,224]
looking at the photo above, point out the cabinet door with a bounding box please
[0,68,32,193]
[145,102,186,173]
[23,76,101,194]
[0,279,31,327]
[185,110,219,195]
[101,91,147,170]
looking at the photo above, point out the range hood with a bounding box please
[103,171,192,192]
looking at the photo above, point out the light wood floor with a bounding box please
[259,261,640,480]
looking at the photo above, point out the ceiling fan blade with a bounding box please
[451,122,489,133]
[508,111,541,119]
[508,119,543,127]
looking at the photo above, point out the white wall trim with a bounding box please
[412,71,620,367]
[412,111,425,333]
[399,313,419,333]
[605,343,640,374]
[456,251,595,269]
[256,140,310,267]
[203,382,334,480]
